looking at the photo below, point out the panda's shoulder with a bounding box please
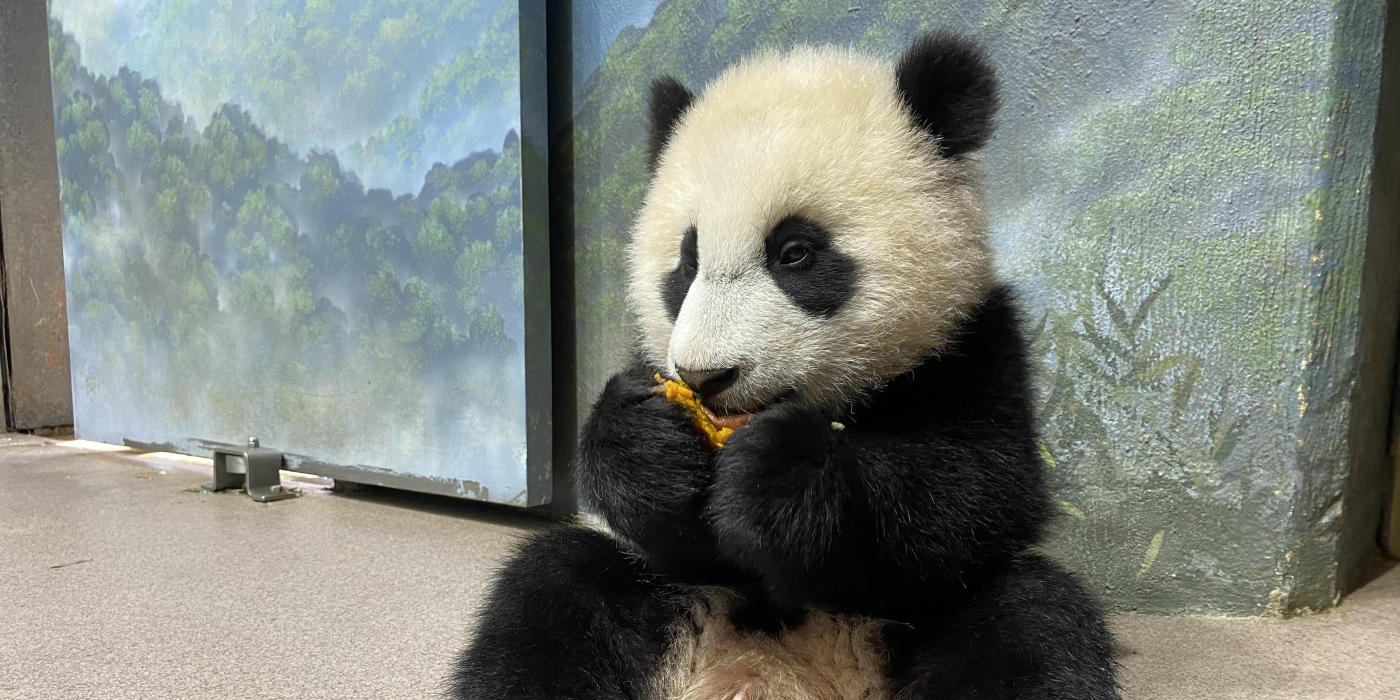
[853,283,1034,430]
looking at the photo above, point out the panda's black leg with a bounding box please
[450,525,686,699]
[884,553,1120,700]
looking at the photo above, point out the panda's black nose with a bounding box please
[676,366,739,398]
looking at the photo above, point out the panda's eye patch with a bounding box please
[764,215,854,317]
[661,226,698,321]
[679,226,699,273]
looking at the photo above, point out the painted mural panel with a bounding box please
[562,1,1385,612]
[47,1,549,504]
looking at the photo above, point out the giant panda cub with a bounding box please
[454,33,1119,699]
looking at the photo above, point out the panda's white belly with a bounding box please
[653,588,888,700]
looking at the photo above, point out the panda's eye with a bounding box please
[777,240,813,268]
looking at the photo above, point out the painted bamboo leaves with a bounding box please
[1033,276,1254,610]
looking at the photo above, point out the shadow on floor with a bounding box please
[328,480,559,532]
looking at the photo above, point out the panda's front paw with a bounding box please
[575,369,725,580]
[724,401,833,468]
[708,402,842,574]
[579,371,712,486]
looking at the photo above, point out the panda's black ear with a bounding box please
[895,32,999,158]
[647,76,695,171]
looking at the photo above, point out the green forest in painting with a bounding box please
[49,12,531,502]
[563,0,1381,612]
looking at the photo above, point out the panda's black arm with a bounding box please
[707,287,1053,618]
[574,355,750,585]
[709,409,1047,614]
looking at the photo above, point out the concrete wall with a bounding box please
[552,0,1398,615]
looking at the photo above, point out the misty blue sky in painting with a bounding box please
[49,0,521,195]
[569,0,665,99]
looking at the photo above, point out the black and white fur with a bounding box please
[453,33,1119,699]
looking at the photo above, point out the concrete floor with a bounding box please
[2,435,1397,699]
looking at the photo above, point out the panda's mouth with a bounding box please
[697,395,749,421]
[699,403,752,430]
[699,387,797,421]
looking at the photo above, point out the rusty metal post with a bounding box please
[0,0,73,430]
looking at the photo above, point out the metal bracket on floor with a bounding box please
[202,437,299,502]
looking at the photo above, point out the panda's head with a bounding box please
[629,34,999,415]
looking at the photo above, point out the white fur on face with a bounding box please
[629,45,993,411]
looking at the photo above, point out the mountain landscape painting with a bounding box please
[46,0,550,505]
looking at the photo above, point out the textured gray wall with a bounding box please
[0,0,72,429]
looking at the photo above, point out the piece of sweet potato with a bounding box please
[654,373,751,449]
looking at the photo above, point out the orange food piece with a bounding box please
[654,373,749,449]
